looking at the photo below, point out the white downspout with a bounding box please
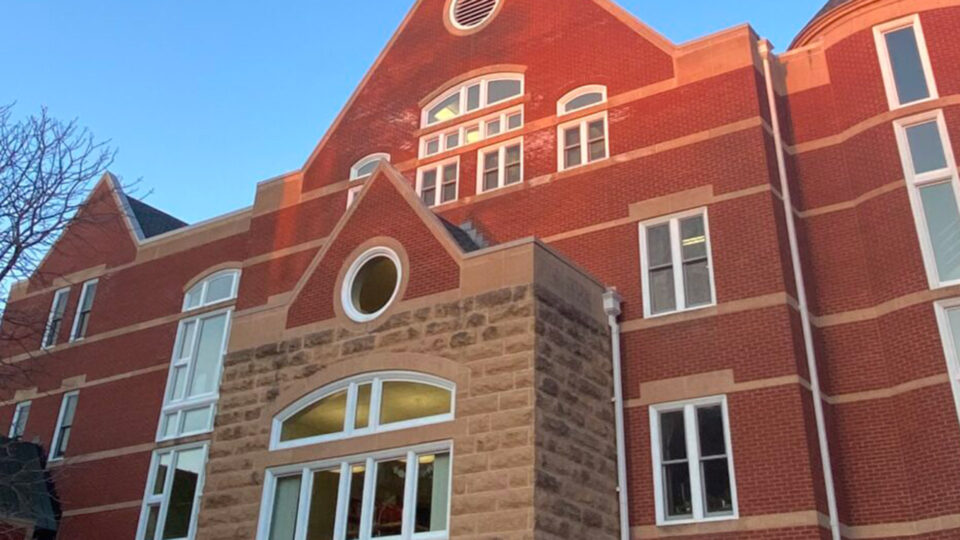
[603,289,630,540]
[759,39,841,540]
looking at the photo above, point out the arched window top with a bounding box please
[558,85,608,116]
[182,269,240,312]
[422,73,524,127]
[272,372,455,450]
[350,153,391,181]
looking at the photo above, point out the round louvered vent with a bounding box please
[450,0,499,30]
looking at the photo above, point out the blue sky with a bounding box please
[3,0,824,224]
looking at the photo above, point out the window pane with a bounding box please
[356,160,379,178]
[588,140,606,162]
[281,390,348,442]
[184,286,202,310]
[486,119,501,136]
[371,459,406,537]
[62,395,78,427]
[161,412,178,439]
[152,453,171,496]
[355,384,372,430]
[564,147,581,168]
[205,275,233,304]
[647,224,672,267]
[507,112,522,130]
[177,321,196,360]
[484,151,499,171]
[701,459,733,515]
[144,505,161,540]
[415,453,450,533]
[428,94,460,124]
[920,183,960,282]
[484,170,499,192]
[421,188,436,207]
[442,182,457,202]
[426,138,440,155]
[421,170,437,190]
[346,465,365,540]
[663,463,692,519]
[181,406,210,434]
[505,164,521,185]
[161,448,204,539]
[187,314,227,397]
[885,27,931,105]
[269,476,302,540]
[169,365,188,401]
[696,406,726,457]
[680,216,707,261]
[683,261,712,308]
[54,292,69,317]
[465,126,481,144]
[379,382,452,425]
[487,79,521,104]
[906,121,948,174]
[306,469,341,540]
[445,131,460,149]
[80,283,97,310]
[565,92,604,113]
[466,84,481,111]
[659,411,686,461]
[650,268,677,315]
[588,120,605,140]
[443,163,458,182]
[564,126,580,147]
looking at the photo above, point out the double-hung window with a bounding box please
[70,279,98,341]
[639,209,716,317]
[894,110,960,287]
[477,138,522,194]
[41,288,70,349]
[874,15,937,110]
[50,391,79,460]
[557,112,608,171]
[417,158,459,207]
[649,396,737,525]
[9,401,31,438]
[137,443,208,540]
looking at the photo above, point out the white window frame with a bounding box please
[9,401,31,438]
[49,391,79,461]
[347,184,364,209]
[182,270,241,312]
[894,109,960,288]
[157,308,233,441]
[874,14,938,111]
[556,111,609,171]
[135,441,209,540]
[934,298,960,429]
[649,395,738,526]
[475,137,524,194]
[271,371,456,451]
[257,441,453,540]
[419,106,524,158]
[69,279,98,342]
[41,287,70,349]
[417,157,460,208]
[557,84,608,116]
[350,153,391,181]
[341,247,403,323]
[421,73,524,127]
[638,208,717,318]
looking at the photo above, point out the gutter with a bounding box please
[758,39,841,540]
[603,289,630,540]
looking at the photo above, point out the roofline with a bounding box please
[791,0,873,49]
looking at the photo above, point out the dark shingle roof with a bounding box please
[126,197,189,239]
[0,438,58,531]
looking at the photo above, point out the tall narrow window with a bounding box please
[639,209,716,317]
[650,396,737,525]
[477,139,522,194]
[874,15,937,110]
[50,391,79,460]
[417,158,460,207]
[895,110,960,287]
[8,401,31,438]
[41,288,70,349]
[136,444,208,540]
[557,112,608,171]
[70,279,98,341]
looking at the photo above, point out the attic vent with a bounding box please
[450,0,499,30]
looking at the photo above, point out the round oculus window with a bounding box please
[342,247,402,322]
[450,0,499,30]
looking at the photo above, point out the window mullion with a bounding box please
[294,469,312,540]
[684,405,705,520]
[580,121,589,165]
[670,219,685,310]
[370,379,383,431]
[345,383,358,436]
[401,451,417,540]
[360,457,377,539]
[334,462,351,540]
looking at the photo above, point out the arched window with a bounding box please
[422,73,523,127]
[557,85,607,116]
[182,269,241,311]
[350,153,391,181]
[271,372,455,450]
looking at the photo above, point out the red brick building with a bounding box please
[3,0,960,538]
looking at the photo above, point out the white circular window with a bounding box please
[450,0,500,30]
[342,247,402,322]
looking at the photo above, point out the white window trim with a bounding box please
[157,307,233,442]
[347,184,364,209]
[449,0,500,30]
[69,279,98,342]
[421,73,524,128]
[638,207,717,319]
[934,298,960,429]
[257,441,453,540]
[9,401,30,438]
[182,269,241,312]
[135,441,209,540]
[350,153,391,181]
[341,246,403,323]
[556,111,610,171]
[475,137,524,194]
[49,391,79,461]
[41,287,70,350]
[557,84,608,116]
[417,156,460,208]
[419,105,524,158]
[873,14,939,111]
[893,109,960,289]
[271,371,456,451]
[649,395,738,526]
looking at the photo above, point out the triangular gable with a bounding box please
[286,163,468,328]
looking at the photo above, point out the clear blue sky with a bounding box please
[3,0,824,224]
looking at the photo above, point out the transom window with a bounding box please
[420,106,523,158]
[41,287,70,349]
[351,154,391,181]
[894,110,960,287]
[557,85,607,116]
[259,444,451,540]
[874,15,937,110]
[422,74,523,127]
[137,443,208,540]
[649,396,737,525]
[639,209,716,318]
[417,158,460,208]
[272,372,455,450]
[477,138,522,194]
[557,112,608,171]
[183,270,240,311]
